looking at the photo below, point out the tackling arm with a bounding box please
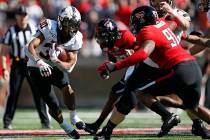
[184,35,210,55]
[161,2,190,31]
[115,40,155,70]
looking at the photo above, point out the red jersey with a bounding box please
[136,20,194,70]
[107,30,139,61]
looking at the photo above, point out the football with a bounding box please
[56,46,69,62]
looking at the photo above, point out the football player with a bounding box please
[87,0,210,138]
[85,18,160,134]
[149,0,210,138]
[85,17,183,136]
[95,6,210,140]
[25,6,84,139]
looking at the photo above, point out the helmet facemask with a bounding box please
[58,16,80,39]
[95,19,120,49]
[95,30,118,49]
[57,6,81,40]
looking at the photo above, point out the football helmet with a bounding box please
[130,6,158,35]
[150,0,173,17]
[198,0,210,12]
[95,18,120,48]
[57,6,81,39]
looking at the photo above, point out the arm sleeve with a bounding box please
[115,49,148,70]
[115,28,154,70]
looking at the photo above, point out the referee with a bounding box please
[1,5,51,129]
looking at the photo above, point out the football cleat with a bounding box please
[75,121,86,130]
[93,127,112,140]
[67,129,80,139]
[71,115,86,130]
[157,114,180,137]
[84,123,99,134]
[192,120,210,139]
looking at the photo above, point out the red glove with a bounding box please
[97,61,116,79]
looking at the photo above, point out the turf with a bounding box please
[0,109,204,139]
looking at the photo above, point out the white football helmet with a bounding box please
[57,6,81,37]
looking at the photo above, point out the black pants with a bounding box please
[116,60,202,114]
[27,66,70,114]
[204,76,210,108]
[3,60,50,126]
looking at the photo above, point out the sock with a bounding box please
[70,110,82,124]
[150,101,172,121]
[94,117,104,128]
[103,120,117,134]
[70,110,76,119]
[60,119,74,134]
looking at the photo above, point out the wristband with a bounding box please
[35,58,41,63]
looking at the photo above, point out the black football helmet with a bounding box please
[95,18,120,48]
[198,0,210,12]
[150,0,173,17]
[57,6,81,40]
[130,6,158,35]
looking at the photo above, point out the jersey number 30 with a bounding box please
[162,28,179,48]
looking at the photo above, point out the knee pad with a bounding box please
[115,92,137,115]
[115,100,135,115]
[111,80,125,96]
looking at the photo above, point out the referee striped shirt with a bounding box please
[1,22,36,60]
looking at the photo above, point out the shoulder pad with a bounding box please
[38,19,57,41]
[63,31,83,51]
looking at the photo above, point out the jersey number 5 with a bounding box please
[162,28,179,48]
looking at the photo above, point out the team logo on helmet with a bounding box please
[104,20,115,30]
[130,6,158,35]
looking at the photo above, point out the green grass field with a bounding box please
[0,109,204,140]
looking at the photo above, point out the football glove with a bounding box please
[36,59,52,77]
[49,43,60,62]
[97,61,116,79]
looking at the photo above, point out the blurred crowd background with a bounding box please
[0,0,210,110]
[0,0,209,57]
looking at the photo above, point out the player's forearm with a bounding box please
[115,49,148,70]
[171,11,190,31]
[27,34,44,62]
[27,45,40,62]
[189,45,206,55]
[55,60,76,70]
[186,35,210,47]
[2,56,7,70]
